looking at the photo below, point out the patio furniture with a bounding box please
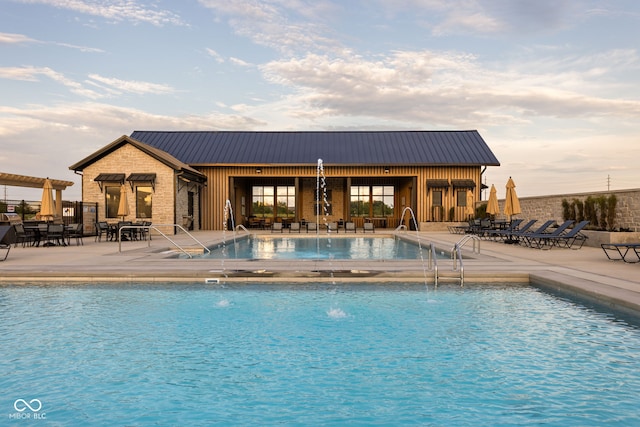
[66,223,84,246]
[13,223,33,247]
[327,222,339,233]
[345,222,356,233]
[45,223,66,246]
[289,222,301,233]
[271,222,283,233]
[521,220,575,248]
[306,222,317,233]
[601,243,640,263]
[531,221,590,249]
[0,225,16,261]
[507,220,556,245]
[95,221,110,242]
[363,222,375,233]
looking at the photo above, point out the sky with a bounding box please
[1,0,639,202]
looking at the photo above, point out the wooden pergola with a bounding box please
[0,172,74,219]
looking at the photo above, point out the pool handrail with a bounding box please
[118,224,211,258]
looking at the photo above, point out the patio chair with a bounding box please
[289,222,301,233]
[95,221,110,242]
[271,222,283,233]
[45,223,66,246]
[306,222,317,233]
[506,220,556,245]
[521,220,575,248]
[363,222,375,233]
[66,223,84,246]
[327,222,339,233]
[345,222,356,233]
[601,243,640,263]
[13,223,33,247]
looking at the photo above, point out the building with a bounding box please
[69,130,499,231]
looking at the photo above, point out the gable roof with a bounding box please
[129,130,500,166]
[69,135,206,182]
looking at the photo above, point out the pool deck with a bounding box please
[2,229,639,314]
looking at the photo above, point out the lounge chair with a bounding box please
[489,219,535,242]
[601,243,640,263]
[521,220,575,248]
[534,221,590,249]
[271,222,283,233]
[0,225,16,261]
[363,222,375,233]
[327,222,339,233]
[306,222,317,233]
[508,220,556,244]
[289,222,301,233]
[484,219,523,240]
[345,222,356,233]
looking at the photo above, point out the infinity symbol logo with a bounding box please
[14,399,42,412]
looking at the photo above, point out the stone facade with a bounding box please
[82,144,185,234]
[487,188,640,232]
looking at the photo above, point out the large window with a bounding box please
[372,186,394,217]
[350,185,394,217]
[253,186,296,218]
[432,190,443,206]
[456,190,467,207]
[350,185,370,217]
[136,186,152,219]
[276,186,295,218]
[105,186,120,218]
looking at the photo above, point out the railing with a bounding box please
[454,234,481,254]
[452,244,465,287]
[235,224,250,234]
[118,224,211,258]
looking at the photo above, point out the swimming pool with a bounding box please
[199,236,437,260]
[1,283,639,425]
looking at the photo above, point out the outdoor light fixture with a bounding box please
[256,168,262,174]
[384,167,390,173]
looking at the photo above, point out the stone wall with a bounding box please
[489,188,640,232]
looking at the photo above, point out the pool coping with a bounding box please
[1,230,639,314]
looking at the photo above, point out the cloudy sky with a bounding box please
[1,0,639,201]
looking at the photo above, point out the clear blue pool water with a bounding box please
[1,283,639,426]
[201,236,436,259]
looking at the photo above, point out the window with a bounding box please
[252,186,274,218]
[350,185,369,217]
[105,186,120,218]
[372,186,394,217]
[136,186,152,218]
[457,190,467,207]
[350,185,394,217]
[276,186,296,218]
[432,190,443,207]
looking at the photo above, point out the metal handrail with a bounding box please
[235,224,250,234]
[452,244,465,287]
[454,234,481,254]
[118,224,210,258]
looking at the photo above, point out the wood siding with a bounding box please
[198,165,483,230]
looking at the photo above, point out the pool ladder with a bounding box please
[448,234,481,287]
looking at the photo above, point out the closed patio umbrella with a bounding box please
[117,184,130,219]
[486,184,500,217]
[466,190,475,218]
[40,178,55,222]
[504,177,521,220]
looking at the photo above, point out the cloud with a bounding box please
[86,74,177,95]
[206,48,225,63]
[0,32,37,44]
[260,48,640,126]
[0,66,102,98]
[12,0,186,26]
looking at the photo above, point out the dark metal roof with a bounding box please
[126,173,156,182]
[129,131,500,166]
[451,179,477,188]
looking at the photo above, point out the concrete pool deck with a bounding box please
[1,229,639,314]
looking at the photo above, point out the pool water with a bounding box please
[1,283,639,426]
[202,236,436,259]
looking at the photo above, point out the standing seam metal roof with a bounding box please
[129,131,500,166]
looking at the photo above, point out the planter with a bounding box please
[581,230,640,247]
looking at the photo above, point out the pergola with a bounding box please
[0,172,74,218]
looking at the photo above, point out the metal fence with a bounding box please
[0,199,99,234]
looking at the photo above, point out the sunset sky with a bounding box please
[1,0,639,201]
